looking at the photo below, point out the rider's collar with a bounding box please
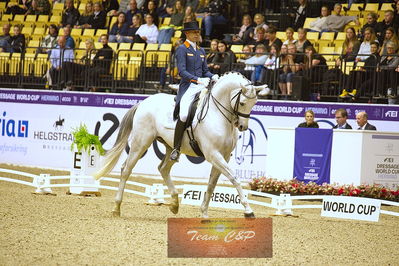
[185,40,197,51]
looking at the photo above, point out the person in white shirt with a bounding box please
[135,13,159,43]
[356,27,378,62]
[308,5,329,32]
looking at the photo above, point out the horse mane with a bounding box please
[218,71,249,83]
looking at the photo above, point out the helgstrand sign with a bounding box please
[321,196,381,222]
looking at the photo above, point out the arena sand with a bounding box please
[0,164,398,265]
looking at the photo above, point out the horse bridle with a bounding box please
[210,86,256,124]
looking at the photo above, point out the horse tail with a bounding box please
[93,104,139,180]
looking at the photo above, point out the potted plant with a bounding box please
[70,124,105,156]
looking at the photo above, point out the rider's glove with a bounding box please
[212,74,219,82]
[197,77,211,87]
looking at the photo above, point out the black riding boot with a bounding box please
[170,119,186,161]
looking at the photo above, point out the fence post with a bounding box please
[33,173,53,194]
[147,183,166,205]
[272,193,293,215]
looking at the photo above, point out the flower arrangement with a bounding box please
[70,124,105,155]
[249,177,399,202]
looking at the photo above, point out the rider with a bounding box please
[170,21,219,161]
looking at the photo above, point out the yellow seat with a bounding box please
[75,49,86,60]
[364,3,378,13]
[318,32,335,47]
[319,46,335,61]
[114,56,128,79]
[36,15,49,27]
[71,28,82,37]
[21,26,33,37]
[108,42,118,51]
[380,3,394,11]
[96,28,108,37]
[306,31,319,42]
[109,16,117,28]
[335,46,343,55]
[53,2,64,10]
[25,15,37,22]
[174,30,182,38]
[230,44,243,54]
[23,53,36,75]
[342,61,354,75]
[118,42,131,51]
[326,61,336,69]
[127,56,142,80]
[276,31,286,41]
[32,27,46,37]
[83,28,95,36]
[160,17,171,27]
[333,40,344,49]
[0,52,10,75]
[94,42,101,49]
[0,2,6,11]
[49,15,61,24]
[145,43,158,67]
[34,53,50,76]
[303,17,317,29]
[159,43,172,51]
[9,53,21,75]
[1,14,12,22]
[13,14,25,22]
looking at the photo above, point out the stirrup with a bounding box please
[170,149,180,161]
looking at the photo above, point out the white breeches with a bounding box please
[179,83,204,122]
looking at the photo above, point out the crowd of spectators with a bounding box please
[0,0,398,103]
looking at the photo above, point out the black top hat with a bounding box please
[182,21,200,32]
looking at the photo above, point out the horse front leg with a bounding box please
[158,145,179,214]
[200,166,221,218]
[208,151,255,218]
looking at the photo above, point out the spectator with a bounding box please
[303,45,327,86]
[109,12,129,42]
[308,5,329,32]
[278,44,292,96]
[238,44,267,84]
[9,25,25,53]
[37,24,59,54]
[134,13,159,44]
[49,36,74,88]
[235,44,254,78]
[289,0,310,30]
[356,27,378,62]
[185,0,199,11]
[63,39,96,89]
[87,2,107,29]
[75,1,93,28]
[322,3,359,32]
[251,27,267,48]
[5,0,31,15]
[125,0,143,25]
[252,13,268,42]
[87,34,114,90]
[333,108,352,129]
[103,0,120,14]
[201,0,227,40]
[337,27,360,64]
[379,27,399,56]
[283,27,296,45]
[206,39,219,67]
[295,28,312,53]
[119,13,143,43]
[378,41,399,97]
[231,14,254,45]
[25,0,50,15]
[210,40,236,75]
[298,110,319,128]
[259,43,280,88]
[183,5,196,23]
[143,0,159,26]
[63,26,75,49]
[394,1,399,26]
[61,0,80,27]
[376,10,398,44]
[340,41,380,98]
[0,24,11,53]
[108,0,132,16]
[360,12,378,39]
[265,25,283,51]
[356,112,376,130]
[157,0,184,44]
[156,0,175,18]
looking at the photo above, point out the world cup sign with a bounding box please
[168,218,272,258]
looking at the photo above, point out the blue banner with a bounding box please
[293,128,333,184]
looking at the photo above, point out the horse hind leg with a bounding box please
[158,145,179,214]
[113,138,154,217]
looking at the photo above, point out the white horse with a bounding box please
[93,72,269,218]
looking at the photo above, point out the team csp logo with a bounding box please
[0,111,29,138]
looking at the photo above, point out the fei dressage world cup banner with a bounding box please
[293,128,333,184]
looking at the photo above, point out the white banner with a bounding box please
[181,185,247,210]
[321,196,381,222]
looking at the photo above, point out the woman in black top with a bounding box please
[298,110,319,128]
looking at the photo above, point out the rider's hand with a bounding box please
[197,77,210,87]
[212,74,219,82]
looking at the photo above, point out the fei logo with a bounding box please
[385,110,398,118]
[0,111,29,138]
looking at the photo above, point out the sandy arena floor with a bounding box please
[0,164,398,265]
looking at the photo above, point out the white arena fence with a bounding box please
[0,168,398,218]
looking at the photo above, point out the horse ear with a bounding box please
[254,85,270,96]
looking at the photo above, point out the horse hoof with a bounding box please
[112,211,121,217]
[244,212,255,218]
[169,204,179,214]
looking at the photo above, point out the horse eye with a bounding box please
[240,102,245,106]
